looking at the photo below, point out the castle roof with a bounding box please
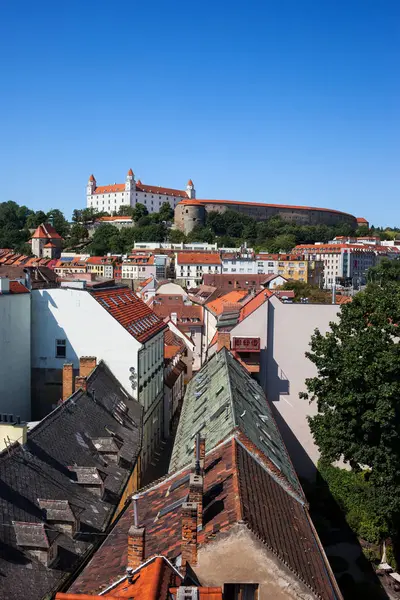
[89,174,96,182]
[127,168,134,176]
[187,179,194,186]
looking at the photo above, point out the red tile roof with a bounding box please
[97,216,133,222]
[91,287,166,343]
[70,438,339,600]
[93,184,125,194]
[86,256,114,265]
[176,252,221,265]
[239,289,272,321]
[135,183,187,197]
[357,217,369,224]
[151,296,203,330]
[31,223,62,240]
[43,242,56,248]
[89,174,96,182]
[187,179,194,186]
[178,198,356,219]
[127,168,134,176]
[206,290,248,316]
[8,281,30,294]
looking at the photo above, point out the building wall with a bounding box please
[121,263,157,280]
[87,188,185,214]
[0,293,31,420]
[175,201,357,231]
[196,524,316,600]
[111,460,140,523]
[263,295,340,480]
[31,289,142,413]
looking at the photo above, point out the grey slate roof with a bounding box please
[0,361,142,600]
[169,347,303,500]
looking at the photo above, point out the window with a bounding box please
[56,339,66,358]
[224,583,259,600]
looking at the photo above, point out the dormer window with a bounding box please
[92,437,121,463]
[13,521,59,567]
[69,466,105,497]
[38,499,80,536]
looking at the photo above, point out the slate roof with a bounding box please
[169,348,303,499]
[0,361,142,600]
[91,286,167,343]
[70,438,340,600]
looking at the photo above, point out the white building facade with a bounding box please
[175,252,222,288]
[31,285,166,470]
[87,170,195,215]
[0,279,31,421]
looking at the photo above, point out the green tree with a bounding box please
[158,202,174,222]
[168,229,186,243]
[89,224,121,255]
[117,205,134,217]
[267,233,296,253]
[302,283,400,524]
[26,210,47,229]
[132,203,148,222]
[69,223,89,247]
[46,209,70,238]
[368,258,400,285]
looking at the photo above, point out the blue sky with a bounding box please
[1,0,399,226]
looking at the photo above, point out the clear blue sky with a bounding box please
[1,0,399,226]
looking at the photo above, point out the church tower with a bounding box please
[186,179,196,199]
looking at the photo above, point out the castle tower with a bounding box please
[186,179,196,199]
[125,168,136,192]
[86,174,96,197]
[176,199,205,235]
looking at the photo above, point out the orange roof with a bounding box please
[176,252,221,265]
[43,242,56,248]
[135,183,187,197]
[357,217,369,223]
[86,256,114,265]
[127,168,134,176]
[206,290,248,315]
[239,289,272,321]
[164,344,182,360]
[31,225,48,239]
[187,179,194,186]
[8,281,30,294]
[93,184,125,194]
[125,255,155,265]
[178,198,204,206]
[89,174,96,182]
[177,199,356,219]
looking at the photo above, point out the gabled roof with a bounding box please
[91,286,166,343]
[31,225,48,239]
[135,182,187,197]
[0,361,142,600]
[205,290,248,316]
[70,437,339,600]
[238,289,271,322]
[169,348,303,498]
[7,281,30,294]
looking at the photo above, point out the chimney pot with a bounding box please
[75,375,87,392]
[62,363,74,401]
[181,501,198,567]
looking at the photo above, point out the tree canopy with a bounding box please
[301,282,400,526]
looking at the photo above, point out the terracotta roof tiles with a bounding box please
[206,290,248,316]
[91,287,166,343]
[176,252,221,265]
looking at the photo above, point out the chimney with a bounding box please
[127,496,145,569]
[181,502,198,567]
[189,474,203,530]
[79,356,97,378]
[75,375,87,392]
[193,433,205,475]
[62,363,74,401]
[217,332,230,352]
[0,278,10,294]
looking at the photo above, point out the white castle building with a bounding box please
[86,169,196,214]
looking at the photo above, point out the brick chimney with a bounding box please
[79,356,97,378]
[127,495,145,569]
[181,502,198,567]
[189,474,203,530]
[127,525,145,569]
[75,375,87,392]
[62,363,74,401]
[217,332,230,351]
